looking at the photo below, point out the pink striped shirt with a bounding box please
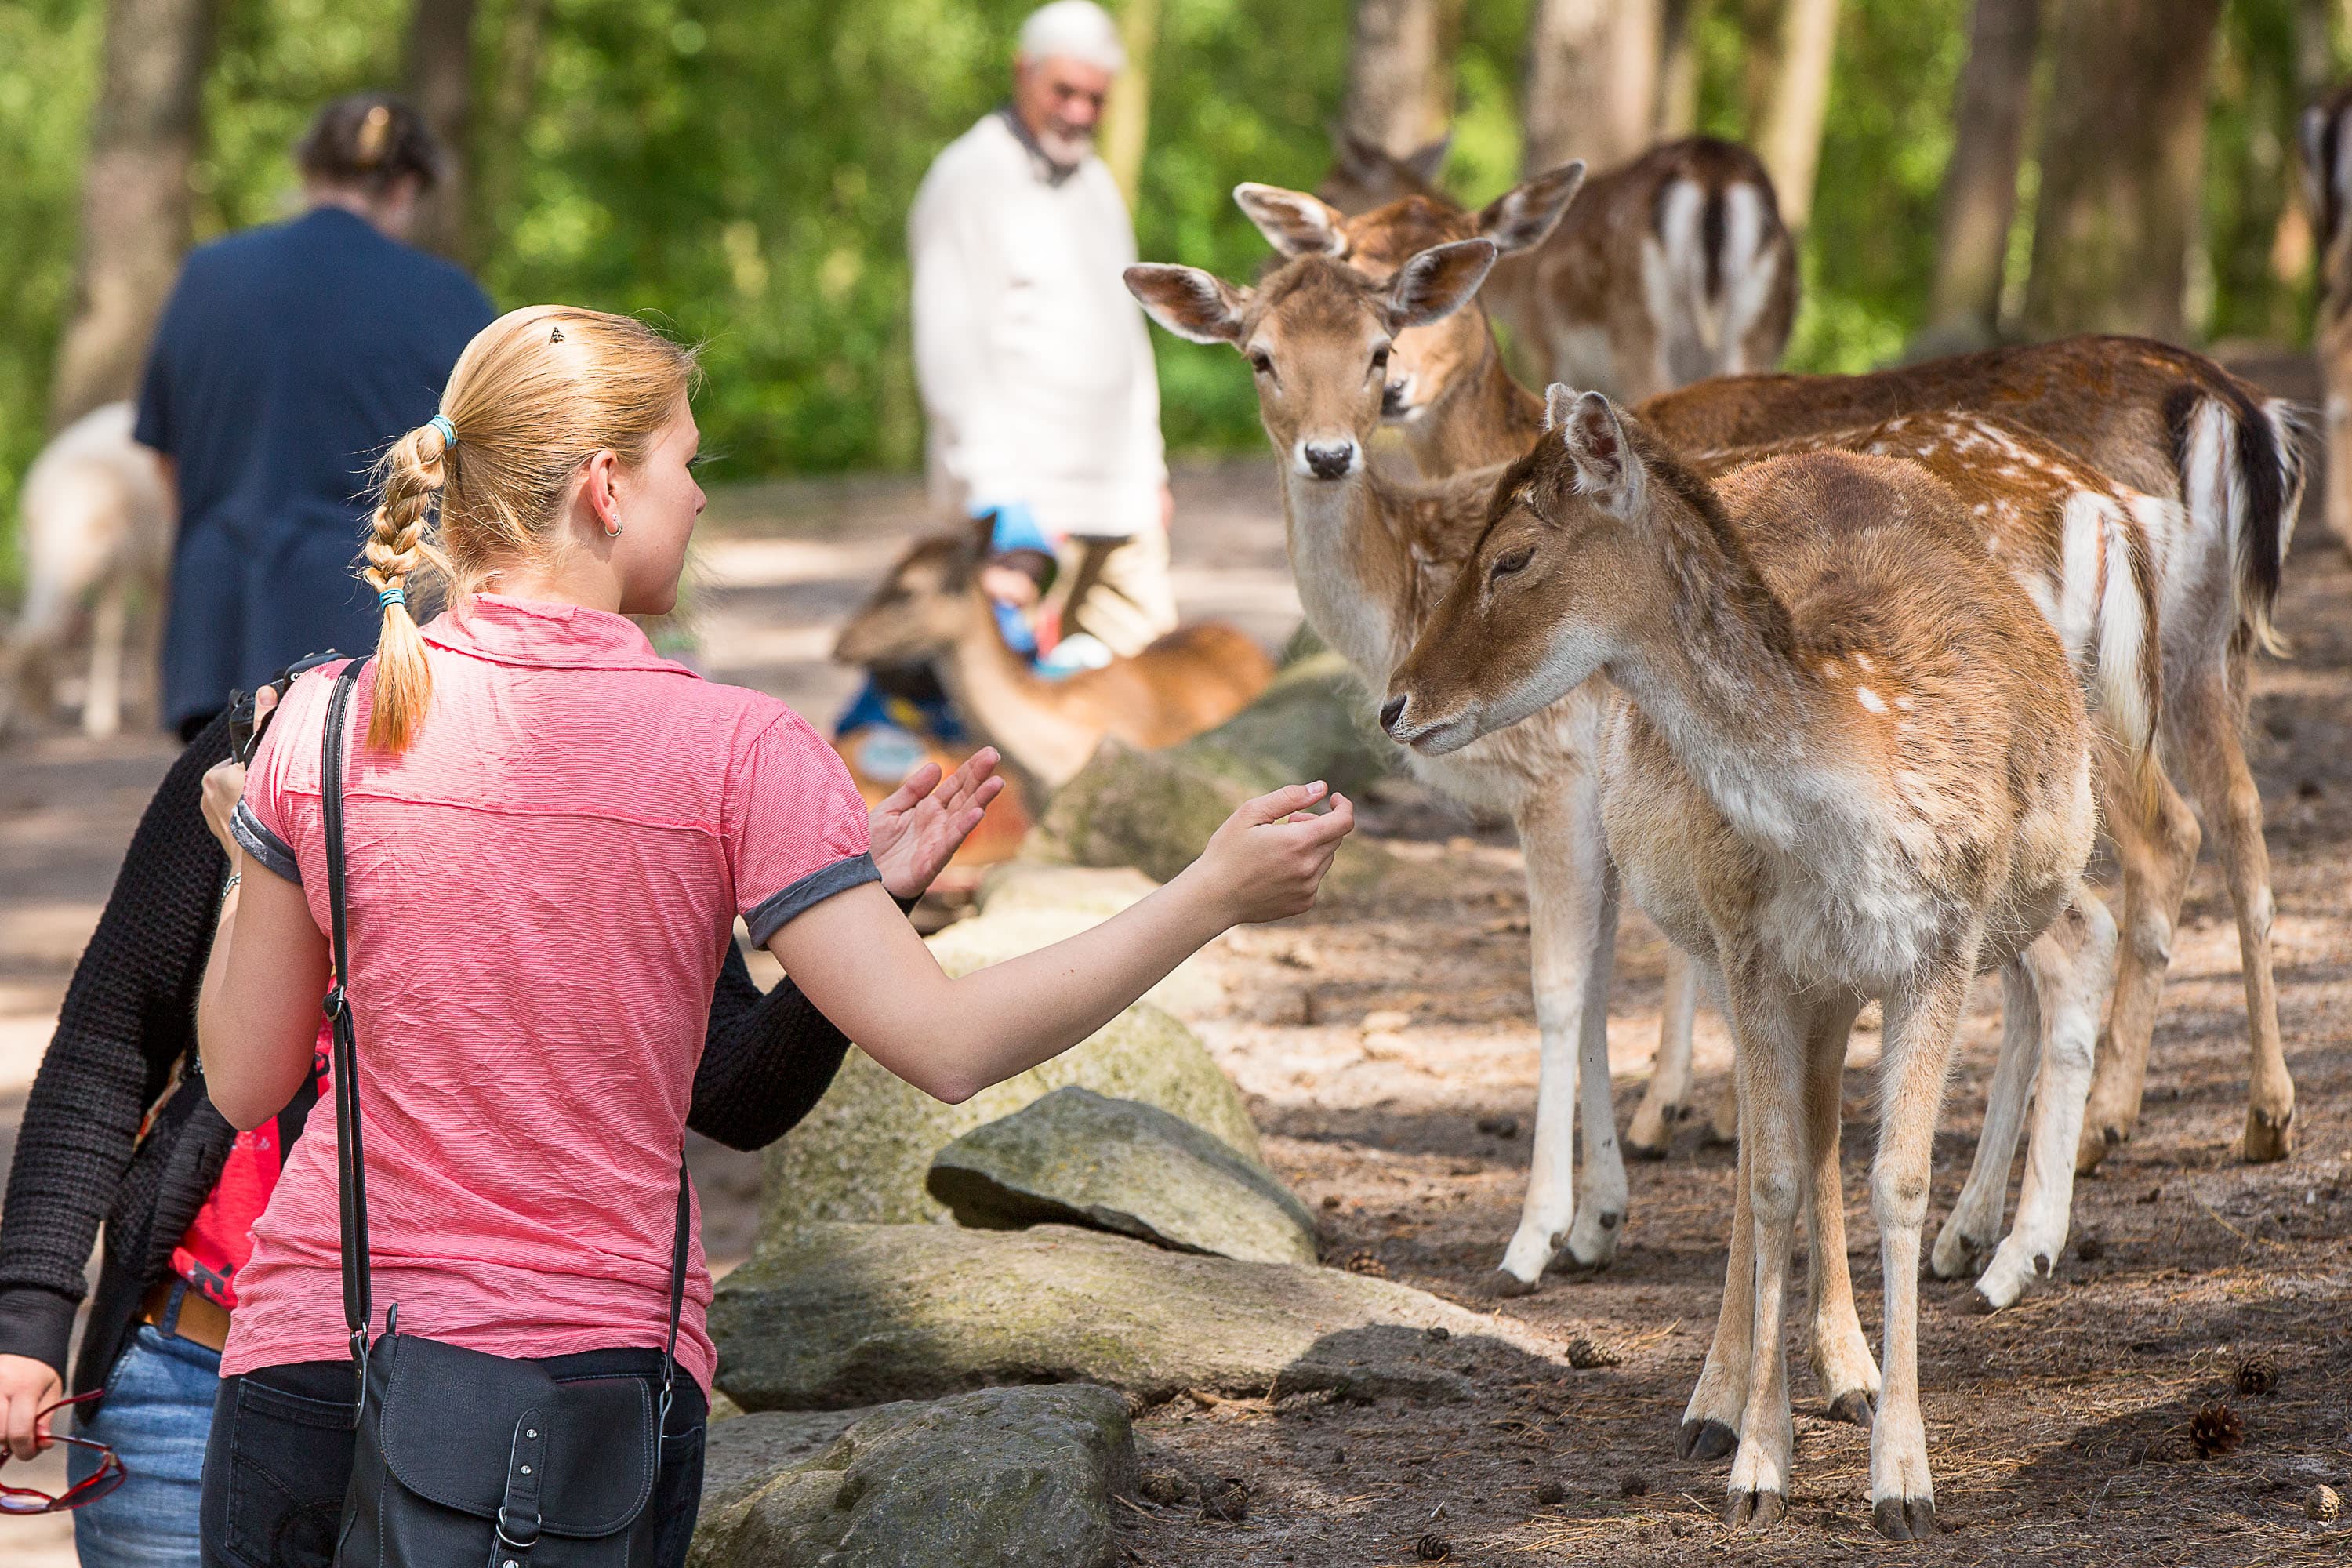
[224,593,874,1389]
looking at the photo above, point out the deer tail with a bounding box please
[2167,384,2310,661]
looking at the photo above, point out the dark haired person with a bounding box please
[137,93,495,741]
[0,673,1001,1562]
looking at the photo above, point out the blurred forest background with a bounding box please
[2,0,2348,588]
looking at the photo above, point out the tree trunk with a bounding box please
[1753,0,1841,233]
[470,0,550,246]
[1655,0,1705,139]
[1523,0,1661,174]
[404,0,479,263]
[2020,0,2223,342]
[1100,0,1160,209]
[48,0,216,432]
[1340,0,1459,158]
[1918,0,2044,350]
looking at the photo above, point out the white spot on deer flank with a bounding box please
[1893,695,1915,711]
[1857,687,1887,713]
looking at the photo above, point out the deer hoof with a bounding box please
[1826,1390,1875,1430]
[1724,1487,1787,1531]
[1486,1268,1544,1299]
[1679,1418,1737,1462]
[1872,1495,1940,1541]
[2244,1106,2296,1164]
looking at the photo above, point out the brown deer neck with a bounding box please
[1405,332,1547,476]
[935,594,1106,797]
[1274,458,1440,679]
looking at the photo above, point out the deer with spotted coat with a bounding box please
[1250,177,2307,1174]
[1381,389,2103,1538]
[1317,132,1798,405]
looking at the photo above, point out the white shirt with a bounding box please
[909,111,1167,540]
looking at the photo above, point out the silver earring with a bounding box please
[604,514,624,539]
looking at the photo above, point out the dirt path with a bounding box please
[4,446,2349,1563]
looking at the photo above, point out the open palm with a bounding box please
[868,747,1004,901]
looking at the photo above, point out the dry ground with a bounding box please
[3,444,2349,1566]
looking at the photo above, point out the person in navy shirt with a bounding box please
[136,94,495,738]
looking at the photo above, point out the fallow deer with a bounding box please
[1,402,172,739]
[1316,133,1798,405]
[2300,82,2352,555]
[1127,239,1636,1292]
[1645,343,2309,1169]
[832,516,1275,809]
[1380,390,2101,1538]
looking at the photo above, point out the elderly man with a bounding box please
[909,0,1175,661]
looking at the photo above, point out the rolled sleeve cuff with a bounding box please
[744,853,883,946]
[231,799,301,884]
[0,1287,78,1382]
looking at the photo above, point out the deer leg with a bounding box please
[1719,964,1809,1530]
[1973,888,2113,1310]
[1706,1069,1740,1145]
[2078,760,2199,1171]
[2172,663,2295,1161]
[1802,993,1876,1428]
[1628,946,1700,1156]
[1680,1079,1753,1463]
[2327,379,2352,558]
[1931,962,2038,1285]
[1868,953,1978,1541]
[82,571,127,739]
[1495,779,1623,1289]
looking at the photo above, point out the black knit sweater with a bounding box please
[0,709,860,1392]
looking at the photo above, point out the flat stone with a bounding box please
[689,1385,1137,1568]
[711,1221,1563,1411]
[927,1086,1318,1265]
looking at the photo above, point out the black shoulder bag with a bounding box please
[318,660,691,1567]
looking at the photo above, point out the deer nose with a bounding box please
[1301,440,1358,481]
[1378,694,1408,735]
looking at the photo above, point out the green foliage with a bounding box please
[2,0,2347,588]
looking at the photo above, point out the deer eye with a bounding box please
[1489,545,1534,583]
[1370,345,1391,372]
[1247,349,1275,376]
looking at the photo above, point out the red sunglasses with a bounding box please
[0,1390,127,1515]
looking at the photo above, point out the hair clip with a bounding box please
[550,325,566,344]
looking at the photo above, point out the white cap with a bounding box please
[1017,0,1126,73]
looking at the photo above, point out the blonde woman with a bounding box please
[188,306,1349,1566]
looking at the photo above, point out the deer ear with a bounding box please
[1553,389,1643,514]
[1331,129,1391,185]
[1479,162,1584,255]
[1402,134,1453,187]
[1234,183,1350,259]
[1388,239,1498,329]
[1125,265,1248,345]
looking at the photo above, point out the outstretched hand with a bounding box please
[1193,780,1356,925]
[868,748,1005,902]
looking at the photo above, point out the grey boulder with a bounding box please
[688,1385,1138,1568]
[711,1221,1563,1412]
[927,1086,1318,1265]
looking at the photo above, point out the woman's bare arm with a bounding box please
[769,782,1353,1103]
[197,858,331,1131]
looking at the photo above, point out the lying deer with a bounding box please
[831,516,1275,808]
[1381,390,2103,1538]
[1316,133,1798,405]
[2302,82,2352,555]
[2,402,172,739]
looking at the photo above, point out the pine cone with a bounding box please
[1138,1470,1189,1506]
[2233,1351,2279,1396]
[1344,1250,1388,1277]
[1414,1533,1452,1561]
[2307,1483,2342,1522]
[2190,1401,2245,1458]
[1566,1336,1622,1370]
[1200,1476,1250,1522]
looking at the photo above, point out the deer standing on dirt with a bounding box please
[2301,83,2352,556]
[1318,133,1798,405]
[1127,238,1637,1294]
[1645,343,2308,1171]
[2,402,172,739]
[832,515,1274,808]
[1380,390,2102,1538]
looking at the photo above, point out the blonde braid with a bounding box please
[361,419,456,750]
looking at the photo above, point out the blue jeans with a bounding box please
[71,1287,222,1567]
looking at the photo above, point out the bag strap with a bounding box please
[318,660,694,1414]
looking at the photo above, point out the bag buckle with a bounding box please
[495,1506,542,1549]
[323,985,347,1021]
